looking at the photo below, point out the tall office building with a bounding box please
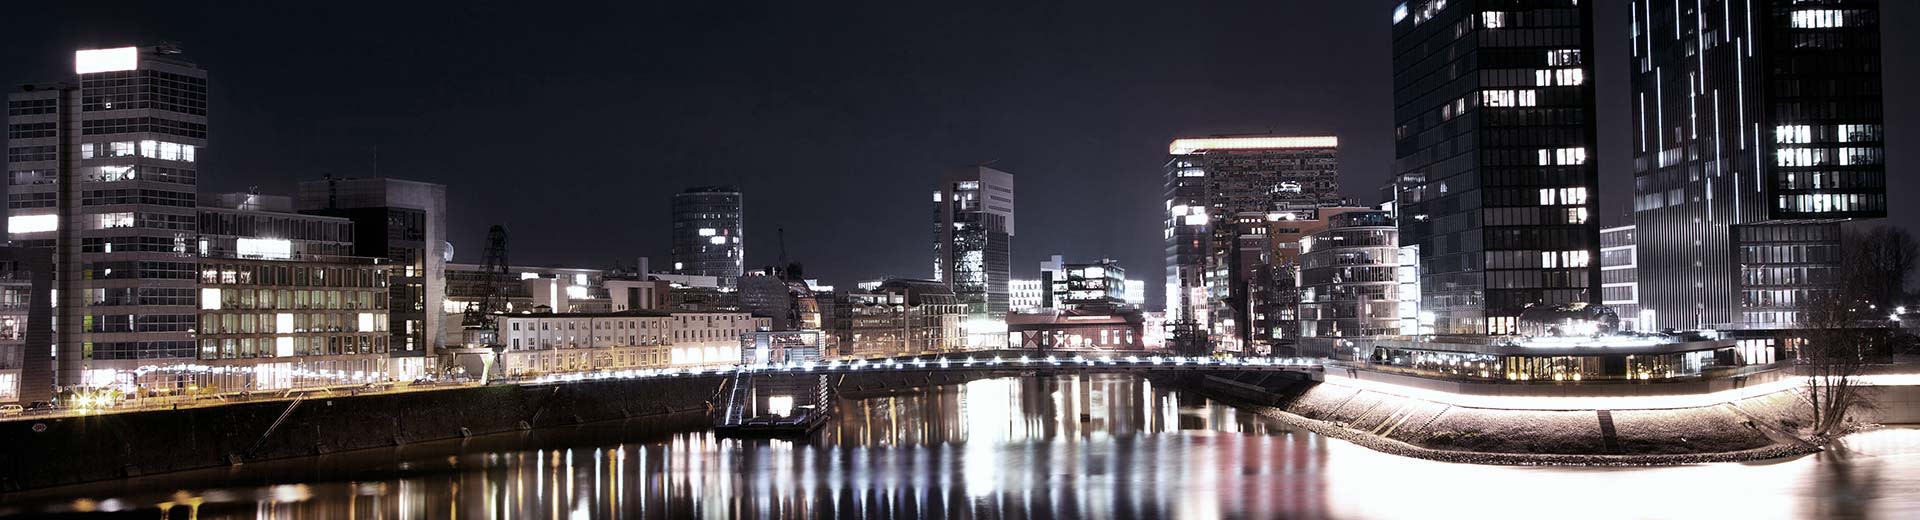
[670,186,744,280]
[1391,0,1602,335]
[1164,135,1340,353]
[933,166,1014,348]
[297,177,447,378]
[1630,0,1884,330]
[7,45,208,388]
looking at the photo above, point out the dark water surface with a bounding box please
[3,374,1916,519]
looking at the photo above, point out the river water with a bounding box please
[4,374,1917,519]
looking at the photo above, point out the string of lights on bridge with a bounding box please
[526,355,1324,385]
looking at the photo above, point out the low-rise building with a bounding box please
[845,279,963,358]
[495,310,765,376]
[1007,308,1148,352]
[1600,225,1645,331]
[192,255,393,391]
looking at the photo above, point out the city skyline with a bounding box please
[4,1,1918,309]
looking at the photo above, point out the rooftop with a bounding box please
[1169,135,1339,154]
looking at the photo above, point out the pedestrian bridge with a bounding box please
[521,353,1324,388]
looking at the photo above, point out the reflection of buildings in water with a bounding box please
[53,375,1367,518]
[62,416,1920,518]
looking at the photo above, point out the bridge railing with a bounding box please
[521,354,1323,386]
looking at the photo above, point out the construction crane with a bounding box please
[461,225,511,346]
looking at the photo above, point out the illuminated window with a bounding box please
[95,212,133,229]
[1482,11,1506,28]
[1535,68,1585,86]
[1546,49,1581,67]
[1838,124,1881,142]
[1774,125,1812,144]
[1790,9,1847,29]
[1539,187,1588,206]
[1537,147,1587,166]
[1481,89,1537,107]
[7,214,57,234]
[1542,250,1590,269]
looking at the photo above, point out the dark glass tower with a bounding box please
[1630,0,1884,330]
[934,166,1014,348]
[670,186,744,280]
[1391,0,1602,335]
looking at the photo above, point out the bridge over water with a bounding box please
[521,352,1325,387]
[683,353,1325,435]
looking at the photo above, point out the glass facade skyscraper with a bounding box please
[1630,0,1884,330]
[670,186,744,281]
[1164,135,1341,353]
[1391,0,1602,335]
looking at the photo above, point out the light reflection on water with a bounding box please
[5,374,1919,519]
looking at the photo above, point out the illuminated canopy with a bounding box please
[1169,135,1338,154]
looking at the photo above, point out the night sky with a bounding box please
[7,1,1917,308]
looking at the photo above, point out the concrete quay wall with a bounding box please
[0,375,724,493]
[1174,372,1821,464]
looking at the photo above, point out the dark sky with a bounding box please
[7,1,1917,308]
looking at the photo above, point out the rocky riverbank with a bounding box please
[1173,372,1826,466]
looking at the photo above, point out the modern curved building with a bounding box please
[670,186,744,281]
[1298,211,1400,338]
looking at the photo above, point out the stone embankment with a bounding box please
[1175,372,1824,465]
[0,375,724,493]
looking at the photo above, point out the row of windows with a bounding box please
[199,312,389,335]
[1738,243,1839,264]
[90,261,197,280]
[200,335,387,360]
[87,287,197,307]
[199,264,389,289]
[83,188,197,207]
[1483,206,1589,227]
[1778,170,1884,191]
[81,236,191,254]
[81,71,208,115]
[1485,270,1591,290]
[90,314,196,333]
[8,122,55,140]
[82,117,207,139]
[1740,266,1838,287]
[7,98,56,116]
[90,341,196,360]
[8,145,56,163]
[201,288,386,312]
[81,140,197,162]
[1737,224,1837,243]
[8,192,55,209]
[1776,193,1883,214]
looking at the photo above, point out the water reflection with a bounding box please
[3,374,1918,519]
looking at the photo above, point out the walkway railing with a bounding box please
[523,354,1323,386]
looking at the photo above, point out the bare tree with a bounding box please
[1796,285,1880,438]
[1844,225,1919,310]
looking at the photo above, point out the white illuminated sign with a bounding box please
[8,214,58,234]
[75,47,138,74]
[236,238,293,260]
[1169,135,1338,154]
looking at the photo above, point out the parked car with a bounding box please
[22,401,58,415]
[0,404,22,416]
